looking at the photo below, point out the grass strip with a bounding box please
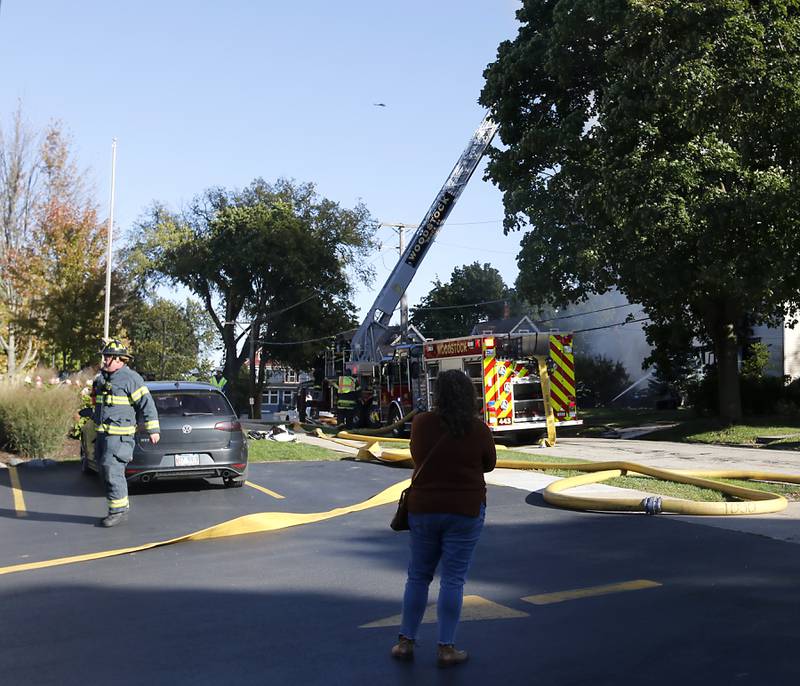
[247,440,344,462]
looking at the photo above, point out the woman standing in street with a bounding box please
[391,369,496,668]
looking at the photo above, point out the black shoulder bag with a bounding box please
[390,434,446,531]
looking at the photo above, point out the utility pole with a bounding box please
[380,222,416,340]
[103,139,117,340]
[249,321,257,419]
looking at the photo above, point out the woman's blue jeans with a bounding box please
[400,504,485,645]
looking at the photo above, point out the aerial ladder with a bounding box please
[348,114,498,367]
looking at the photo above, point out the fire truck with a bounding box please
[325,113,582,440]
[326,330,580,440]
[422,332,580,433]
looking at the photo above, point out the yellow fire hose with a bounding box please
[330,431,800,516]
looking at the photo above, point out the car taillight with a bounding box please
[214,420,241,431]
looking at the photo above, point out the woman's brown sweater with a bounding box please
[406,411,497,517]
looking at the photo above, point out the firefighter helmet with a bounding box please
[99,338,133,360]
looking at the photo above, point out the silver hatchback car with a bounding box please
[81,381,248,488]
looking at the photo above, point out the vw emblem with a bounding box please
[182,425,192,434]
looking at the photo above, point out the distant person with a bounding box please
[296,387,308,423]
[391,369,496,667]
[88,339,160,527]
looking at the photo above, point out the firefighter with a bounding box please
[92,338,161,527]
[296,385,308,423]
[335,375,358,428]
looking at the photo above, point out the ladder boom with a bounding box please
[350,114,498,364]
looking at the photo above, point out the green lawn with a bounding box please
[640,416,800,449]
[576,407,800,451]
[247,440,346,462]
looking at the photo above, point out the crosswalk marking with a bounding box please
[522,579,662,605]
[360,595,529,628]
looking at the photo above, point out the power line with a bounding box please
[534,303,640,324]
[256,324,358,347]
[414,298,507,311]
[573,316,651,333]
[413,299,640,319]
[435,240,516,254]
[380,218,504,229]
[263,293,317,319]
[254,315,651,347]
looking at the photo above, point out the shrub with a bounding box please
[688,367,800,417]
[574,355,632,408]
[0,385,81,459]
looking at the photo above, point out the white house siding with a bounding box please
[784,322,800,380]
[752,320,800,380]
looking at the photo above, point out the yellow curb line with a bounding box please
[8,467,28,518]
[0,479,410,577]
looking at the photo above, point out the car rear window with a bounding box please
[152,391,232,417]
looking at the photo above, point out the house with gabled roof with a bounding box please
[469,314,539,336]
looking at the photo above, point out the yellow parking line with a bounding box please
[522,579,662,605]
[8,467,28,518]
[245,481,285,499]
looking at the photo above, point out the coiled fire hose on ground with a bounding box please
[329,431,800,516]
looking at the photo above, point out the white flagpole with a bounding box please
[103,138,117,340]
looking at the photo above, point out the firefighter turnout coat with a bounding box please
[91,366,160,438]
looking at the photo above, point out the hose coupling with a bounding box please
[641,496,663,515]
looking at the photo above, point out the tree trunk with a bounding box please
[7,329,17,377]
[713,320,742,423]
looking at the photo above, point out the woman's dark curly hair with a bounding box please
[434,369,477,437]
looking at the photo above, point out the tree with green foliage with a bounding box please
[129,178,377,410]
[124,297,216,380]
[481,0,800,422]
[410,262,528,338]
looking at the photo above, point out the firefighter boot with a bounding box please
[100,509,129,528]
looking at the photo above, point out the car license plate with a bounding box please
[174,453,201,466]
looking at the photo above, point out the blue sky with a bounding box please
[0,0,523,324]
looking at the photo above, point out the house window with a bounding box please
[283,390,294,406]
[267,390,280,405]
[284,369,297,383]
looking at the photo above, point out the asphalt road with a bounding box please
[1,461,799,685]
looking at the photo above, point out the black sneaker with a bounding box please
[100,510,129,527]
